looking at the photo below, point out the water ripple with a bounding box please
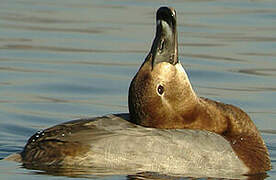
[181,53,247,62]
[0,66,53,73]
[1,44,145,54]
[239,52,276,57]
[234,68,276,76]
[2,24,104,34]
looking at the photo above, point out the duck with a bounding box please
[5,6,271,178]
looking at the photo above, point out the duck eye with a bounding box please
[157,85,164,95]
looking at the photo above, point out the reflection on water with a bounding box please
[1,0,276,179]
[18,164,269,180]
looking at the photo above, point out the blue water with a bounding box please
[1,0,276,179]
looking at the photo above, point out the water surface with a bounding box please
[1,0,276,179]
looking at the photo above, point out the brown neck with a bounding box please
[194,97,271,174]
[152,96,271,174]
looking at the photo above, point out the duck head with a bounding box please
[128,7,198,128]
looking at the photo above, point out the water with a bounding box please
[0,0,276,179]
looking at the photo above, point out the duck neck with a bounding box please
[197,97,271,173]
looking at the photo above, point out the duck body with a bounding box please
[5,6,271,178]
[19,113,249,178]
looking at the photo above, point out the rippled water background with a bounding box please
[0,0,276,179]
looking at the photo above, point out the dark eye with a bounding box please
[157,85,164,95]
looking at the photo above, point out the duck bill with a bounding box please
[150,7,178,66]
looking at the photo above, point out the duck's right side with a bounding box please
[128,6,271,175]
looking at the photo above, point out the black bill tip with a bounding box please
[156,7,176,29]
